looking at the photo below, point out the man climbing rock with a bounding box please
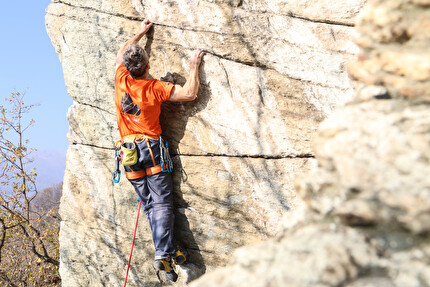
[114,19,204,282]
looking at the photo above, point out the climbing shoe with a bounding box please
[154,258,178,282]
[174,249,186,265]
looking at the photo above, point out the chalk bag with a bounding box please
[121,142,138,166]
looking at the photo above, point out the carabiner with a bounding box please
[160,137,173,173]
[165,141,173,172]
[112,169,121,183]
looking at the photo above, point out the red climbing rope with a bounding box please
[124,202,142,287]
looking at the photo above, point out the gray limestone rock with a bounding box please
[45,0,368,286]
[190,0,430,286]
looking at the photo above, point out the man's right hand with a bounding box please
[169,49,205,102]
[190,49,205,69]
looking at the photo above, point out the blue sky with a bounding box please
[0,0,72,154]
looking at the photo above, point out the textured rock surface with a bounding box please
[190,0,430,287]
[190,224,383,287]
[45,0,364,286]
[347,0,430,99]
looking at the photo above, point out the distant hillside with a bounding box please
[32,149,66,190]
[32,181,63,215]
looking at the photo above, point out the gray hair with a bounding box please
[123,43,149,79]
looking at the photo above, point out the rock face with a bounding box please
[45,0,364,286]
[189,0,430,287]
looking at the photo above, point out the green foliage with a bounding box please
[0,91,61,286]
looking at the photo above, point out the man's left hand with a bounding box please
[140,19,153,34]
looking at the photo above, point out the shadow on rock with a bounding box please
[158,59,211,283]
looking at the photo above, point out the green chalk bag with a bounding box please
[120,142,138,166]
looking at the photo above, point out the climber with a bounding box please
[114,19,204,282]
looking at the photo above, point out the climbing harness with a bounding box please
[160,137,173,173]
[124,201,142,287]
[113,135,173,182]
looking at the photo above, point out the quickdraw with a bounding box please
[112,144,122,183]
[160,137,173,173]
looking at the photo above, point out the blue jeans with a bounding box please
[125,138,176,260]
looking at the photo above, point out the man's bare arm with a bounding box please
[115,19,153,70]
[170,50,205,102]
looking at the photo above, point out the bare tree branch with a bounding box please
[0,91,60,284]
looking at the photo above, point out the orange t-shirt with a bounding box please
[115,65,174,138]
